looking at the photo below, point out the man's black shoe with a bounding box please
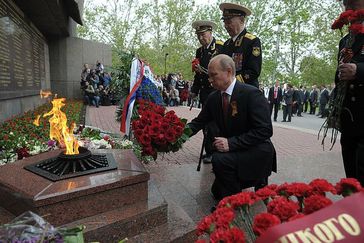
[281,120,286,122]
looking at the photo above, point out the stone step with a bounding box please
[128,202,197,243]
[63,181,168,242]
[0,149,150,226]
[0,207,15,225]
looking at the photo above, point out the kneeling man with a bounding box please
[188,54,276,200]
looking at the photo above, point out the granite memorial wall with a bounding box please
[0,0,46,100]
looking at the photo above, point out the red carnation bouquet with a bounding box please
[131,99,192,160]
[331,9,364,34]
[192,58,200,72]
[196,178,363,243]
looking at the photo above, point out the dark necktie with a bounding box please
[222,92,229,122]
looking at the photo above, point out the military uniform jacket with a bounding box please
[221,29,262,88]
[335,33,364,137]
[188,82,276,180]
[191,38,224,98]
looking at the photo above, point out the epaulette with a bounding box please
[244,33,256,40]
[215,40,224,45]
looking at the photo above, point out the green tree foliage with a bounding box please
[78,0,343,86]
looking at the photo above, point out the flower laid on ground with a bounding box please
[196,178,362,243]
[131,99,192,160]
[0,101,135,165]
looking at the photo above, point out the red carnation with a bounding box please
[3,134,8,140]
[275,183,291,197]
[303,195,332,215]
[210,227,245,243]
[253,213,281,236]
[217,191,254,209]
[267,197,299,222]
[335,178,362,197]
[308,179,336,196]
[197,214,215,236]
[288,213,305,222]
[255,187,277,202]
[266,184,278,191]
[349,23,364,34]
[213,207,235,229]
[331,19,345,30]
[286,182,312,198]
[16,147,30,159]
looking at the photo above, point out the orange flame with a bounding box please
[33,115,41,126]
[43,98,79,155]
[40,89,53,98]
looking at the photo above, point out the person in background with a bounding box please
[318,84,330,118]
[281,83,293,122]
[296,85,305,117]
[268,80,282,122]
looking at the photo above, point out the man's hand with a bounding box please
[213,137,229,152]
[338,62,357,81]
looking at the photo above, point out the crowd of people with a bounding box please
[264,81,334,122]
[80,60,114,107]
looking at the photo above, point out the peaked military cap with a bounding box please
[192,20,217,34]
[219,2,252,20]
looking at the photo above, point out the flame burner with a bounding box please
[24,147,117,181]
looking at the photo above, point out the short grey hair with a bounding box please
[211,54,236,76]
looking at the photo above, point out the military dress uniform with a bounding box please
[221,29,262,88]
[335,33,364,186]
[191,38,224,105]
[219,3,262,88]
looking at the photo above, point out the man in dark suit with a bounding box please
[331,0,364,186]
[218,2,262,88]
[188,54,276,200]
[303,86,310,113]
[282,83,294,122]
[318,85,330,118]
[309,85,318,114]
[268,80,282,121]
[296,86,305,117]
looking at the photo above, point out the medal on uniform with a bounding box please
[231,101,238,117]
[253,47,261,57]
[232,53,243,71]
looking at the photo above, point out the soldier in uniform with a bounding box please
[219,2,262,88]
[333,0,364,186]
[191,20,224,164]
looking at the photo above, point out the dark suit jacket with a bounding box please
[335,33,364,136]
[188,81,276,180]
[268,86,282,104]
[282,89,293,105]
[319,89,330,105]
